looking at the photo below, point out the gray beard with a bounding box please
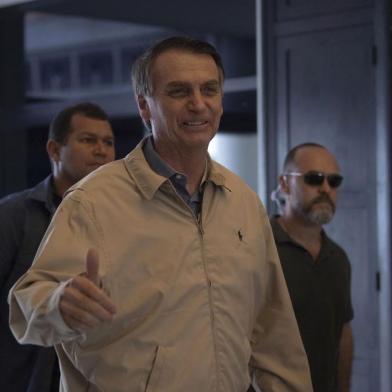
[306,207,334,225]
[302,193,336,225]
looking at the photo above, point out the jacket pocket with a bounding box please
[145,345,171,392]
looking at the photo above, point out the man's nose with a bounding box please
[188,91,207,111]
[319,177,332,193]
[93,140,108,156]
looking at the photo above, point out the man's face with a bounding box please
[283,147,341,225]
[56,113,115,184]
[138,49,223,153]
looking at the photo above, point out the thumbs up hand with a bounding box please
[85,248,101,287]
[59,248,116,332]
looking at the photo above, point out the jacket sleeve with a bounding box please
[250,203,313,392]
[8,190,101,346]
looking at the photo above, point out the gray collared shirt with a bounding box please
[143,136,205,218]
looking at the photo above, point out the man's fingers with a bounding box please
[60,299,101,330]
[63,282,115,322]
[86,248,100,286]
[59,253,117,332]
[70,276,117,315]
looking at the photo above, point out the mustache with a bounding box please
[310,193,335,209]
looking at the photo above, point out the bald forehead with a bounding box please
[290,146,340,173]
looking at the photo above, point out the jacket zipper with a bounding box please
[168,183,220,388]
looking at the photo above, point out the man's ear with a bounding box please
[136,95,151,123]
[279,174,290,195]
[46,139,61,162]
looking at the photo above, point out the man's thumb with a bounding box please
[86,248,100,286]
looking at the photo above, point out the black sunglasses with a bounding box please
[285,171,343,188]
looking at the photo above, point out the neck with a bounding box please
[278,214,323,261]
[52,173,73,198]
[278,214,322,244]
[154,140,208,195]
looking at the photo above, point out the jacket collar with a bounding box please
[207,156,230,190]
[269,215,292,244]
[28,175,58,214]
[123,137,231,200]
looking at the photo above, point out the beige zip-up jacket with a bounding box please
[9,140,312,392]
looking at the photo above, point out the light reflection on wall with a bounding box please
[208,132,257,192]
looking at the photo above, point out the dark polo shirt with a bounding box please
[270,216,353,392]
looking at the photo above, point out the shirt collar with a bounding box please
[124,137,231,200]
[270,214,331,253]
[143,136,176,179]
[143,135,210,193]
[270,215,292,244]
[28,175,60,214]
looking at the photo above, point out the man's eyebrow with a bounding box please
[165,79,220,88]
[203,80,220,85]
[165,81,189,88]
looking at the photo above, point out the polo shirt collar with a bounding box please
[270,214,331,254]
[125,136,230,200]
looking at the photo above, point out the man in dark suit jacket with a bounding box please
[0,102,115,392]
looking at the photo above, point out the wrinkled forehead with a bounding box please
[150,49,223,84]
[291,146,340,173]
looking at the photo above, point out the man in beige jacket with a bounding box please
[9,36,312,392]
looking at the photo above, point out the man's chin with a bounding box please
[308,208,334,225]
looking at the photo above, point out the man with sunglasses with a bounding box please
[270,142,354,392]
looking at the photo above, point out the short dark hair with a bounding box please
[131,36,225,97]
[48,102,109,144]
[283,142,326,172]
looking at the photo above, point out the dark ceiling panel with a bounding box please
[19,0,255,37]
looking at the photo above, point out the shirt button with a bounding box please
[176,174,182,180]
